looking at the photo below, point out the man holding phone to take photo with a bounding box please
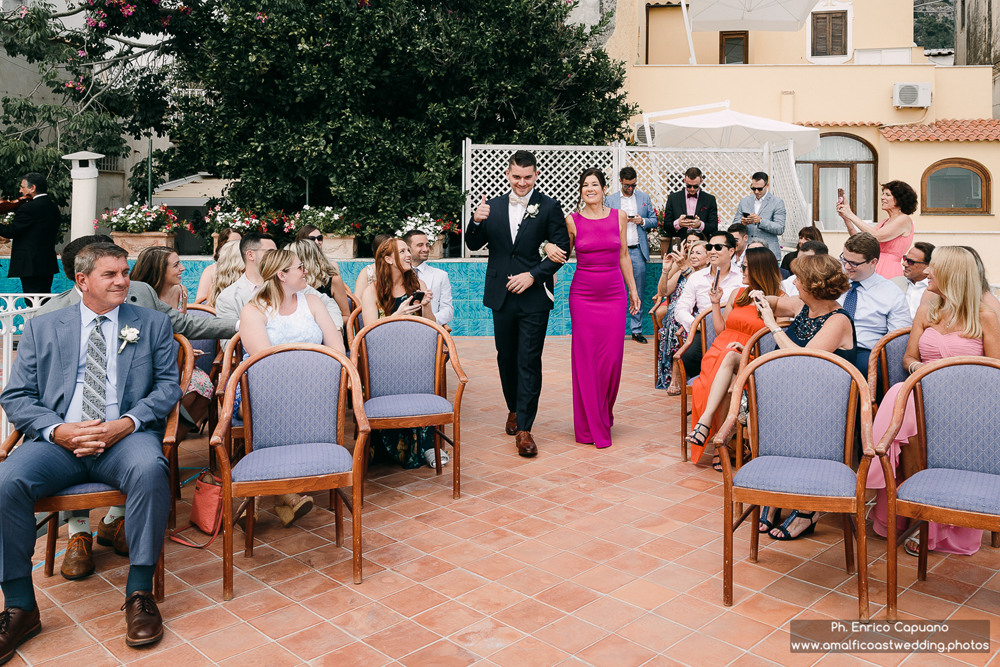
[732,172,785,259]
[661,167,719,244]
[605,167,657,344]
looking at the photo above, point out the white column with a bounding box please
[61,151,104,240]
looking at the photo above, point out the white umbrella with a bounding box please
[648,109,821,157]
[688,0,818,32]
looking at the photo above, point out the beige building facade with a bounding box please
[604,0,1000,280]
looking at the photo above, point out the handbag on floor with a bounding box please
[169,469,223,548]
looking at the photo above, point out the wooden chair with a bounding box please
[713,348,875,621]
[730,327,780,475]
[214,334,245,469]
[211,343,370,599]
[346,306,365,348]
[651,306,665,386]
[350,316,468,498]
[186,304,216,315]
[878,356,1000,620]
[0,334,194,602]
[867,327,910,416]
[675,311,715,462]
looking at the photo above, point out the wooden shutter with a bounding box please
[811,11,847,57]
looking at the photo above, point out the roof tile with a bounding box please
[880,118,1000,142]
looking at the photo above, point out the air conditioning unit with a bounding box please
[893,82,931,108]
[634,122,656,145]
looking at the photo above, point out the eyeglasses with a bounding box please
[307,234,322,242]
[282,263,305,273]
[901,257,927,266]
[750,186,765,192]
[706,243,732,251]
[839,254,868,269]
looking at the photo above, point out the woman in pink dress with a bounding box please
[565,168,641,448]
[867,246,1000,555]
[837,180,916,279]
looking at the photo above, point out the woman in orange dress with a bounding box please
[837,180,916,279]
[686,247,783,468]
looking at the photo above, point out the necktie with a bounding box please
[843,281,860,320]
[82,315,108,422]
[509,193,530,207]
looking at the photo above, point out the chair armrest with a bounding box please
[0,429,22,462]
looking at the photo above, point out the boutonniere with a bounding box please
[525,203,540,219]
[118,325,140,354]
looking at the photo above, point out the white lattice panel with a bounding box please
[768,145,812,248]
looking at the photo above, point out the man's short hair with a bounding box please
[74,243,128,279]
[684,167,703,181]
[728,223,748,237]
[61,234,114,280]
[619,166,637,181]
[239,232,275,263]
[914,241,935,264]
[22,172,47,194]
[751,172,769,184]
[709,231,737,249]
[843,232,880,263]
[799,240,828,255]
[402,230,427,246]
[509,150,537,170]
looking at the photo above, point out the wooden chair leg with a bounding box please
[223,486,234,601]
[856,504,869,622]
[842,513,856,575]
[168,448,179,530]
[917,522,929,581]
[992,531,1000,548]
[679,381,689,463]
[433,428,442,476]
[352,475,363,585]
[244,497,256,557]
[886,500,898,621]
[723,487,734,606]
[44,514,58,577]
[334,491,343,547]
[749,505,760,563]
[452,420,461,500]
[154,548,165,602]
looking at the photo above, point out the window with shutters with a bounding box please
[811,11,847,57]
[719,32,748,64]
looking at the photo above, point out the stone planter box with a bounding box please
[428,237,445,259]
[322,235,358,260]
[111,231,176,257]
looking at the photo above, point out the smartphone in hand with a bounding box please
[410,291,425,305]
[837,187,845,205]
[712,270,721,292]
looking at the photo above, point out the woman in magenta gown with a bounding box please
[566,168,641,448]
[867,246,1000,556]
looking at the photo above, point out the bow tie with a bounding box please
[687,192,699,199]
[509,193,530,207]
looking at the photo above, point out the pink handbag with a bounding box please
[169,470,223,548]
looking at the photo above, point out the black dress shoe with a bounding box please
[0,607,41,665]
[631,333,648,344]
[122,591,163,647]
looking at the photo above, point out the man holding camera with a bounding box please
[732,172,786,259]
[661,167,718,243]
[605,167,657,344]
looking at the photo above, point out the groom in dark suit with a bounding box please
[660,166,719,243]
[0,243,181,657]
[466,150,570,457]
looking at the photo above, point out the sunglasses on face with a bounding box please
[621,182,636,190]
[901,257,926,266]
[706,243,732,251]
[839,254,868,269]
[307,234,322,242]
[750,186,765,192]
[740,264,747,271]
[282,263,306,273]
[685,184,701,190]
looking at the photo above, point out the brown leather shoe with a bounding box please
[96,516,128,557]
[60,533,95,580]
[515,431,537,457]
[122,591,163,647]
[505,412,518,436]
[0,607,41,665]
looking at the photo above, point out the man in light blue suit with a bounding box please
[0,243,181,657]
[732,171,786,260]
[605,166,658,343]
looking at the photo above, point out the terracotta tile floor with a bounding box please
[17,337,1000,666]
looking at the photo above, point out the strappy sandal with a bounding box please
[758,507,781,534]
[686,423,710,449]
[711,455,723,472]
[666,383,681,396]
[769,510,818,541]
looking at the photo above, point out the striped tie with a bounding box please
[82,315,108,422]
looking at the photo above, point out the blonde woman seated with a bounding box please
[361,238,442,468]
[867,246,1000,556]
[207,240,245,309]
[749,254,856,540]
[353,233,394,299]
[239,249,345,526]
[196,227,241,303]
[292,239,352,327]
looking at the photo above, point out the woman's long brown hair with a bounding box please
[734,247,782,306]
[374,238,420,317]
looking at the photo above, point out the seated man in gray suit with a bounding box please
[0,243,182,657]
[38,235,237,580]
[732,171,786,259]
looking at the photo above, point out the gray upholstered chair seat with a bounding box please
[897,468,1000,515]
[364,394,453,419]
[232,443,353,483]
[52,482,118,496]
[732,455,857,497]
[686,375,698,386]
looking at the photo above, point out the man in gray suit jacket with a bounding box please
[732,172,786,259]
[605,166,658,343]
[0,244,182,657]
[36,235,237,340]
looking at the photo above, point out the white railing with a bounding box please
[460,139,811,256]
[0,302,44,441]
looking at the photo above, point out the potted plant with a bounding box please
[298,206,356,259]
[98,203,189,256]
[203,206,259,253]
[397,213,458,259]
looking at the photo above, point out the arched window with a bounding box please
[795,133,878,230]
[921,159,991,214]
